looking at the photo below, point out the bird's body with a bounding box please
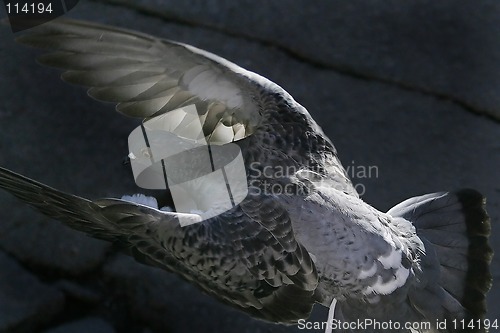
[282,186,416,301]
[0,19,492,332]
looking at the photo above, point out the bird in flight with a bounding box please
[0,19,493,333]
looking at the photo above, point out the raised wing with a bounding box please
[17,18,358,197]
[0,166,318,323]
[16,19,275,143]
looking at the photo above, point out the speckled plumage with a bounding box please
[0,19,492,332]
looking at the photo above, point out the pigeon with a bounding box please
[0,19,493,332]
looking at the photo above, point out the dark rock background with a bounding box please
[0,1,498,332]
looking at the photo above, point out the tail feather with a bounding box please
[389,189,493,332]
[456,190,492,319]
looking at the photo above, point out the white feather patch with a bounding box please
[121,193,159,209]
[358,262,377,279]
[378,247,403,269]
[363,265,410,295]
[362,246,410,296]
[121,194,174,212]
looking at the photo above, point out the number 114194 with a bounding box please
[6,2,53,14]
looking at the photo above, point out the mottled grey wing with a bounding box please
[16,18,357,197]
[0,166,318,323]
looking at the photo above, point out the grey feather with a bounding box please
[0,18,492,332]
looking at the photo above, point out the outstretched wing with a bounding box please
[0,166,318,323]
[16,18,357,197]
[17,19,263,143]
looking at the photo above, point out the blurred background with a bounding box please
[0,1,498,332]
